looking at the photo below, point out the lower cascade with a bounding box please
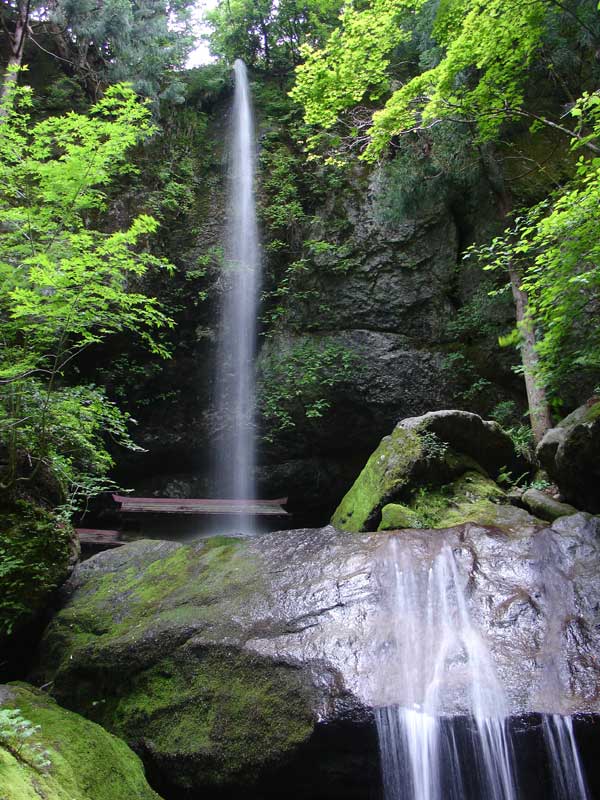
[375,538,590,800]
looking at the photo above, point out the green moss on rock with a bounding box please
[99,650,314,787]
[378,503,422,531]
[332,426,423,532]
[0,501,77,639]
[409,471,541,531]
[36,537,317,792]
[0,683,160,800]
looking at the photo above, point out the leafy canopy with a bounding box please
[0,76,174,505]
[205,0,342,70]
[291,0,570,159]
[290,0,427,131]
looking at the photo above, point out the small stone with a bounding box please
[521,488,578,522]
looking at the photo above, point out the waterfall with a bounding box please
[543,715,590,800]
[213,59,260,520]
[375,537,590,800]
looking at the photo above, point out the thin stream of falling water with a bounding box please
[213,59,260,529]
[543,714,590,800]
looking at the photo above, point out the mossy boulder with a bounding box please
[0,683,160,800]
[332,410,527,532]
[0,501,78,659]
[411,472,541,531]
[33,535,378,799]
[378,472,541,532]
[332,425,425,532]
[537,400,600,513]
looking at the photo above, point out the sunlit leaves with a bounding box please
[290,0,427,131]
[291,0,549,159]
[0,80,174,504]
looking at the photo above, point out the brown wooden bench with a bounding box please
[111,495,289,517]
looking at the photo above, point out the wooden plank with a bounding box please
[76,528,124,548]
[112,495,288,507]
[112,495,289,516]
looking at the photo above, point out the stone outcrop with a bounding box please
[32,517,600,798]
[332,410,528,532]
[537,400,600,513]
[0,683,160,800]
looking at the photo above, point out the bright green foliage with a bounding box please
[290,0,426,131]
[366,0,548,157]
[290,0,566,159]
[0,79,174,502]
[469,93,600,399]
[259,339,355,437]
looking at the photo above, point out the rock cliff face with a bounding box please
[254,157,516,514]
[33,517,600,798]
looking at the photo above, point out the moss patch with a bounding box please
[378,503,421,531]
[0,501,76,640]
[409,471,504,527]
[36,536,316,792]
[96,649,315,787]
[41,537,262,684]
[401,471,541,531]
[332,426,423,531]
[0,683,160,800]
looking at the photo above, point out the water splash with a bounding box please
[213,59,260,525]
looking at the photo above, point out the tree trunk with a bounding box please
[507,264,553,443]
[486,158,553,444]
[0,0,31,109]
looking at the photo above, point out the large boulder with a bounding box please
[332,410,527,532]
[0,683,160,800]
[32,519,600,798]
[33,536,379,800]
[537,400,600,513]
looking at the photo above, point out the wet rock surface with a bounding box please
[32,516,600,798]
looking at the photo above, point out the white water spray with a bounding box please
[214,59,260,519]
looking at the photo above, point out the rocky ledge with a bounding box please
[31,514,600,799]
